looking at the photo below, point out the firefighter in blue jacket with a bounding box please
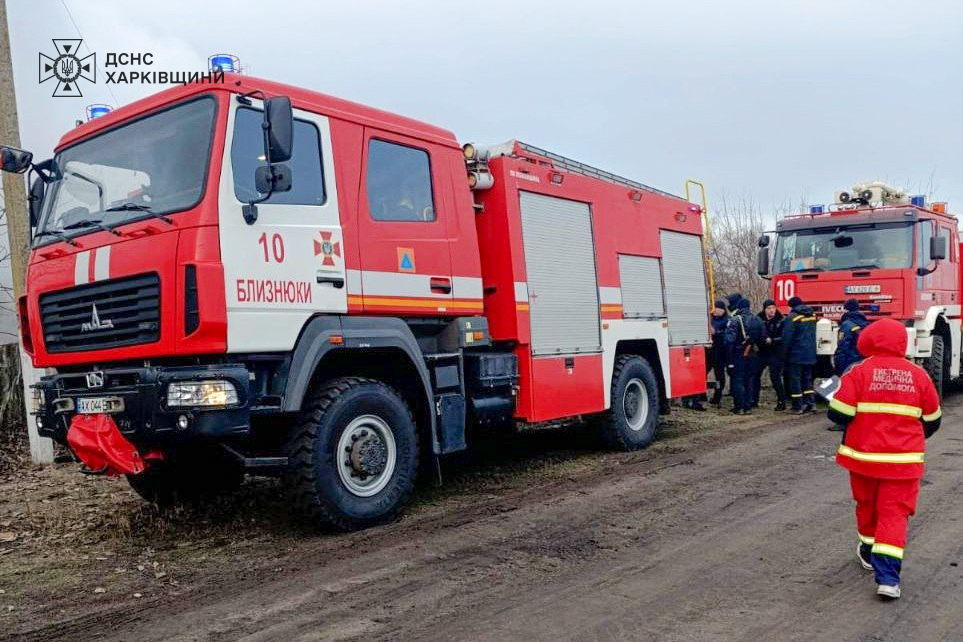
[754,299,787,411]
[725,294,764,415]
[835,299,869,375]
[783,296,818,414]
[708,299,730,407]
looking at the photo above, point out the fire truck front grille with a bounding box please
[40,273,161,353]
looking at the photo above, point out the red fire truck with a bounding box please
[1,75,710,529]
[758,182,958,396]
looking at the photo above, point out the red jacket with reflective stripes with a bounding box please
[831,318,940,480]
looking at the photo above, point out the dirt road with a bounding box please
[4,399,961,642]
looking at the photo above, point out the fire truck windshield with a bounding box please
[35,97,216,243]
[774,221,914,273]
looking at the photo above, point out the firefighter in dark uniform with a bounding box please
[725,294,764,415]
[827,317,941,600]
[783,295,817,414]
[708,299,730,407]
[835,298,869,375]
[754,299,787,411]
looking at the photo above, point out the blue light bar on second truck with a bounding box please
[208,54,241,73]
[910,195,925,207]
[809,205,824,214]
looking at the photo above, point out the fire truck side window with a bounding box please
[366,140,436,222]
[231,107,325,206]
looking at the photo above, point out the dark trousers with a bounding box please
[710,346,727,403]
[787,363,814,409]
[753,353,786,405]
[730,355,757,411]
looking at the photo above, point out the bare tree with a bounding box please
[707,193,773,310]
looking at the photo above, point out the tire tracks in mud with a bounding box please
[12,406,962,642]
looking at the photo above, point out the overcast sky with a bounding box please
[7,0,963,214]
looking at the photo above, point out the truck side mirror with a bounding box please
[757,246,770,276]
[264,96,293,164]
[930,235,947,261]
[28,175,45,228]
[757,235,770,248]
[0,145,33,174]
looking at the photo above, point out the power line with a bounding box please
[58,0,119,106]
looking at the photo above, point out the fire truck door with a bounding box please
[356,129,455,315]
[218,100,347,352]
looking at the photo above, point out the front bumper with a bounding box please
[35,364,252,447]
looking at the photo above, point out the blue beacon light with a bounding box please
[208,54,240,73]
[85,104,112,121]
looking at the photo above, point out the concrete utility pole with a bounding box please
[0,0,53,463]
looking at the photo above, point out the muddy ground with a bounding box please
[0,394,960,642]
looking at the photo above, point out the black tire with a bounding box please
[599,355,661,451]
[126,445,244,506]
[925,333,950,399]
[285,377,418,530]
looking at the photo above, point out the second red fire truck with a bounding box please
[758,182,959,396]
[2,74,710,529]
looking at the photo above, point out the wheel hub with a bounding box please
[350,432,388,477]
[336,415,398,498]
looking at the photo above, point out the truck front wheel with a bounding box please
[600,355,661,451]
[285,377,418,530]
[925,333,950,399]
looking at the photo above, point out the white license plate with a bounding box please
[76,397,113,414]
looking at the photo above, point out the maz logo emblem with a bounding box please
[85,371,105,388]
[81,304,114,332]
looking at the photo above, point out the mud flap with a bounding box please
[66,414,152,477]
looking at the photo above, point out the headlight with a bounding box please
[166,380,238,408]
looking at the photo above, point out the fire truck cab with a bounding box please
[758,182,959,396]
[3,75,710,529]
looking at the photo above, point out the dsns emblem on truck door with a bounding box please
[81,303,114,332]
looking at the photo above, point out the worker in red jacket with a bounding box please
[826,318,941,600]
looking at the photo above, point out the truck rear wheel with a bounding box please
[600,355,661,451]
[285,377,418,530]
[126,446,244,506]
[926,333,950,399]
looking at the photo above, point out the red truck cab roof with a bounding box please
[56,73,459,153]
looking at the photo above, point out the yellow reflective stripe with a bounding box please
[872,543,904,559]
[858,533,875,545]
[922,407,942,422]
[837,445,924,464]
[855,402,922,418]
[829,398,857,416]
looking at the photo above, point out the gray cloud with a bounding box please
[7,0,963,215]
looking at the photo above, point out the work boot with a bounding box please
[774,402,786,412]
[801,404,814,414]
[876,584,901,600]
[857,543,873,571]
[791,407,804,415]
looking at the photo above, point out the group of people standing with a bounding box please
[705,294,870,415]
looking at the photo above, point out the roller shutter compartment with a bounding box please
[660,231,709,345]
[618,255,665,318]
[519,191,601,355]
